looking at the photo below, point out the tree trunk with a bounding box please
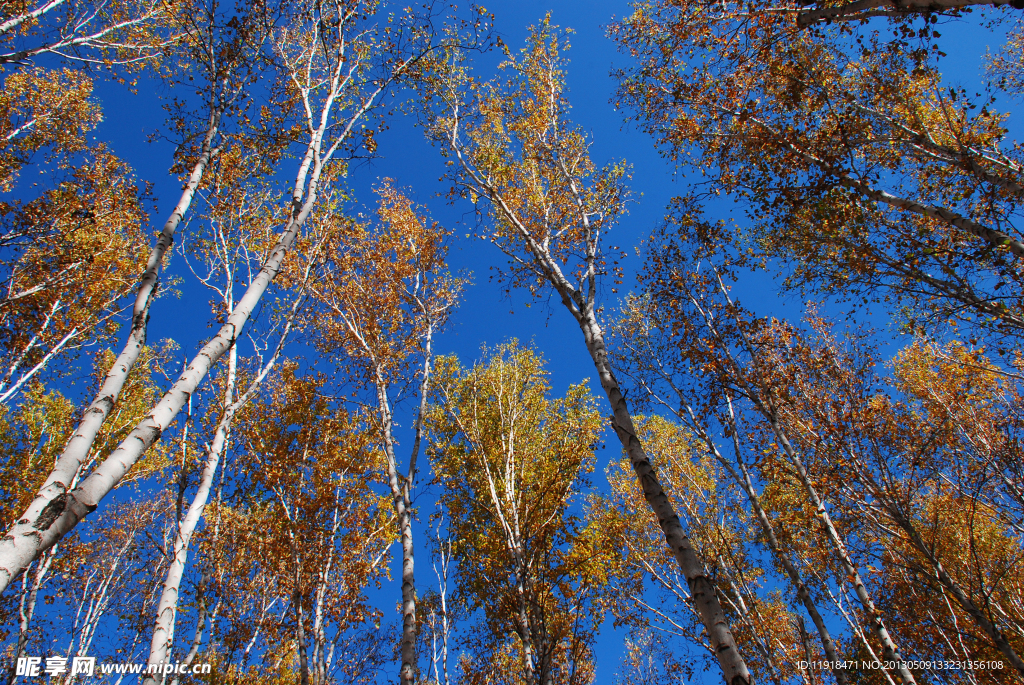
[573,309,752,685]
[697,406,849,685]
[769,426,916,685]
[141,344,236,684]
[797,0,1021,27]
[796,616,817,685]
[376,374,419,685]
[295,588,310,685]
[0,124,326,592]
[5,553,51,685]
[0,105,224,592]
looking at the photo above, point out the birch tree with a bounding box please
[141,143,328,683]
[0,0,454,594]
[311,183,461,685]
[616,216,1024,681]
[226,366,395,685]
[628,255,918,684]
[422,19,753,684]
[428,343,605,685]
[591,415,807,685]
[773,329,1024,677]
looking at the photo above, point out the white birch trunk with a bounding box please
[771,423,917,685]
[375,373,419,685]
[141,344,236,685]
[0,120,325,592]
[0,105,224,592]
[141,222,312,683]
[0,0,436,595]
[4,550,52,685]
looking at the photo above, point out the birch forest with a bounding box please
[0,0,1023,683]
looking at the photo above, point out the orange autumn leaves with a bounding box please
[613,0,1024,351]
[612,249,1024,682]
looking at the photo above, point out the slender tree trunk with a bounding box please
[142,344,236,684]
[376,374,419,685]
[796,616,817,685]
[0,104,333,591]
[515,571,536,683]
[294,588,310,685]
[696,404,849,685]
[770,425,916,685]
[797,0,1020,27]
[0,105,225,591]
[366,315,436,685]
[430,537,452,685]
[572,309,752,685]
[169,571,210,685]
[5,552,51,685]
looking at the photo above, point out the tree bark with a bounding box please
[575,311,751,685]
[708,428,849,685]
[375,373,419,685]
[770,424,916,685]
[4,552,52,685]
[141,344,235,685]
[294,588,310,685]
[0,104,225,593]
[0,117,326,592]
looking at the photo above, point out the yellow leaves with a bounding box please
[0,144,149,394]
[221,363,395,631]
[0,344,169,527]
[428,342,604,674]
[615,0,1024,350]
[0,67,101,190]
[0,383,74,526]
[428,17,628,300]
[893,339,1002,405]
[312,181,461,382]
